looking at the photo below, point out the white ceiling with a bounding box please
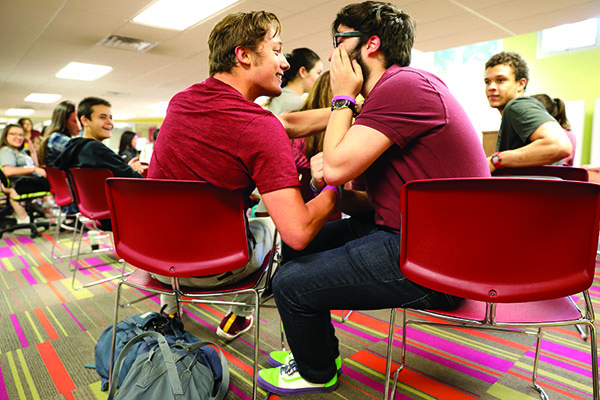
[1,0,600,121]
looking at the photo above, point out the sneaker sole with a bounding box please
[267,354,343,376]
[257,374,339,396]
[216,316,254,341]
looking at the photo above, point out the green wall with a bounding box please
[503,33,600,164]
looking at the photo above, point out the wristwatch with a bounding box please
[490,152,503,169]
[331,99,356,114]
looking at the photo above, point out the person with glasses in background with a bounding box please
[257,1,489,395]
[0,124,50,224]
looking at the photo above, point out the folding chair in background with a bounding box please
[43,166,78,259]
[105,178,281,400]
[68,168,125,289]
[384,177,600,400]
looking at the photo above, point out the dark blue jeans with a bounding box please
[274,213,462,384]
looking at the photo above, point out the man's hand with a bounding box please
[330,46,363,98]
[128,157,146,174]
[310,152,326,191]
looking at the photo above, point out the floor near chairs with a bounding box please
[0,227,597,399]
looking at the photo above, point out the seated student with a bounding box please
[256,2,489,395]
[39,100,80,167]
[149,10,337,340]
[484,52,572,172]
[54,97,145,229]
[264,48,323,169]
[530,93,576,167]
[118,131,140,163]
[0,124,50,224]
[17,117,42,166]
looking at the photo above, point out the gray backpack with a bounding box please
[108,331,229,400]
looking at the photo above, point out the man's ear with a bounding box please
[80,116,89,128]
[517,78,527,94]
[234,46,252,66]
[365,35,381,55]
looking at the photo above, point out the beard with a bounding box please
[347,43,370,83]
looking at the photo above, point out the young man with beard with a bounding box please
[148,11,338,340]
[484,52,571,172]
[257,1,490,395]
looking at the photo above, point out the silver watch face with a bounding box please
[332,99,353,109]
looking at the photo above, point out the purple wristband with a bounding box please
[322,185,341,201]
[331,95,356,105]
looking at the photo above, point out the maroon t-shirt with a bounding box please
[353,65,490,231]
[150,77,299,204]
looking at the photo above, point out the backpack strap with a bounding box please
[183,340,230,400]
[108,331,183,399]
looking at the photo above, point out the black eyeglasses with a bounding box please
[333,31,364,48]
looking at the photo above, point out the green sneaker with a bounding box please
[267,350,343,375]
[258,360,338,395]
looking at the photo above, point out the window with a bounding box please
[538,18,599,57]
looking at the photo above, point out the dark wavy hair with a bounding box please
[485,52,529,90]
[282,48,321,87]
[333,1,415,68]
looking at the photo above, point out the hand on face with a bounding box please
[330,46,363,98]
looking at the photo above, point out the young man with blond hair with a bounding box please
[149,11,337,340]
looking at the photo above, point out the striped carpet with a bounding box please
[0,226,597,399]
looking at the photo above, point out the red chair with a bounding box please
[492,165,589,181]
[105,178,280,399]
[384,178,600,400]
[68,168,124,290]
[43,166,77,260]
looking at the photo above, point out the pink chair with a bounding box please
[105,178,280,399]
[68,168,124,290]
[43,166,77,260]
[384,178,600,400]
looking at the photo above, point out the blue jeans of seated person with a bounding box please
[274,213,462,384]
[157,217,277,317]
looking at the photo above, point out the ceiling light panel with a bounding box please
[133,0,239,31]
[24,93,62,103]
[56,62,112,81]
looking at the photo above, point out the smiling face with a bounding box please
[484,63,526,113]
[82,104,113,141]
[5,126,25,149]
[250,28,290,98]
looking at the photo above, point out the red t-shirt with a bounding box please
[353,66,490,231]
[150,77,299,204]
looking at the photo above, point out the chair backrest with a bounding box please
[43,166,73,206]
[399,178,600,303]
[69,168,114,220]
[492,165,588,182]
[105,178,250,278]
